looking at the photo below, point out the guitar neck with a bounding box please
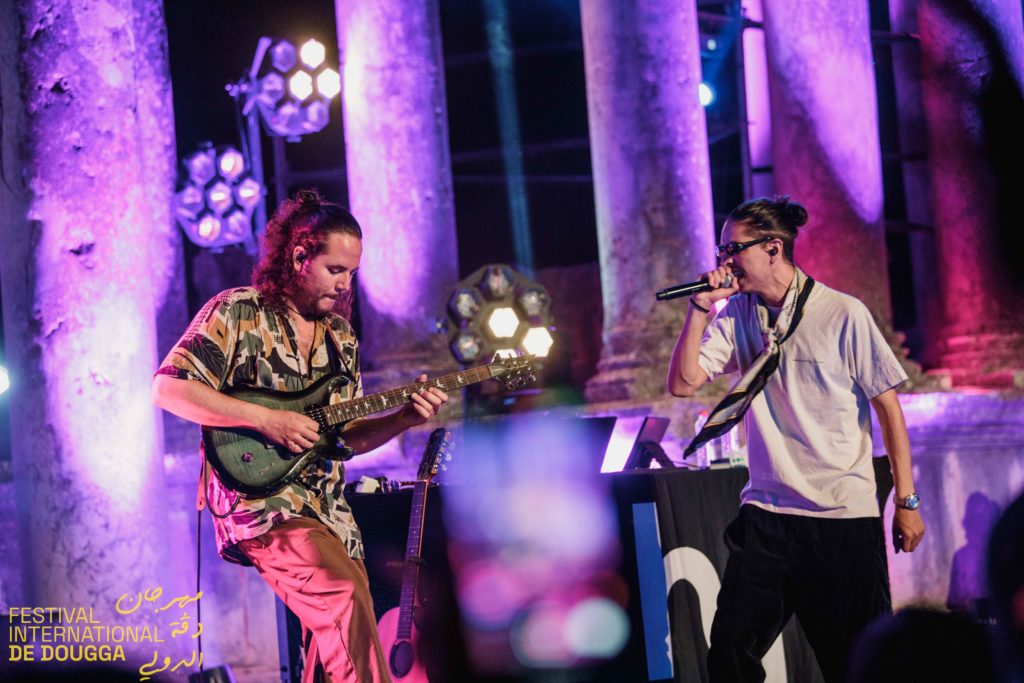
[319,366,495,427]
[397,480,430,641]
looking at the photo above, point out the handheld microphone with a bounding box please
[655,274,733,301]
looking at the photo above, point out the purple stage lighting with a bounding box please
[174,143,264,248]
[245,37,340,138]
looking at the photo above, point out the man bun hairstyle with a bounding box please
[253,188,362,318]
[727,195,808,264]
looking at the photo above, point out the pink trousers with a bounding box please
[238,517,391,683]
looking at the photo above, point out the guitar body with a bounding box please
[202,356,530,497]
[377,607,428,682]
[201,373,352,498]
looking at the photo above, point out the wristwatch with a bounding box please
[894,492,921,510]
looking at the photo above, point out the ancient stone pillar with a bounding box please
[0,0,186,668]
[917,0,1024,387]
[335,0,460,387]
[763,0,892,323]
[580,0,717,403]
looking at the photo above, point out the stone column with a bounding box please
[917,0,1024,388]
[763,0,892,323]
[335,0,460,388]
[0,0,186,668]
[580,0,717,403]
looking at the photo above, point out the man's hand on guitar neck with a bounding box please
[398,374,449,428]
[340,375,449,456]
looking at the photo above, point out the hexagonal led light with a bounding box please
[289,71,314,101]
[257,72,286,107]
[317,68,341,99]
[223,210,251,241]
[449,288,483,322]
[175,185,204,217]
[300,39,326,69]
[206,181,234,215]
[270,41,297,72]
[217,148,245,181]
[451,331,484,364]
[487,307,520,339]
[492,348,518,360]
[518,288,549,319]
[235,177,262,209]
[479,265,515,300]
[304,100,329,131]
[197,214,221,241]
[185,149,216,186]
[521,327,554,358]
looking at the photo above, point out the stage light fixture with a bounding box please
[300,39,326,69]
[444,264,555,368]
[0,365,9,395]
[699,82,716,107]
[317,69,341,99]
[174,143,264,249]
[289,71,314,101]
[245,37,340,138]
[521,327,554,358]
[487,307,520,339]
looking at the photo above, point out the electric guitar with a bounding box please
[202,355,533,498]
[377,427,451,682]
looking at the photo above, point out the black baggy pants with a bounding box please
[708,505,891,683]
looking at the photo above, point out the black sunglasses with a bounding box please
[716,236,771,258]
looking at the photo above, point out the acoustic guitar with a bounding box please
[201,355,533,498]
[377,427,451,681]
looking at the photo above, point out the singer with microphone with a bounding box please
[665,196,925,683]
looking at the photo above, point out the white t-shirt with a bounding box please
[698,281,908,519]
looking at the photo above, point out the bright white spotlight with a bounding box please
[0,366,9,395]
[699,82,715,107]
[206,181,234,215]
[217,148,245,181]
[317,68,341,99]
[235,177,262,209]
[487,307,520,339]
[300,39,326,69]
[197,214,221,241]
[289,71,314,101]
[521,327,554,358]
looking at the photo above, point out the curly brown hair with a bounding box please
[253,189,362,319]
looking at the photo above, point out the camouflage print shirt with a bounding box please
[157,287,365,565]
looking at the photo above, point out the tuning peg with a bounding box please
[528,374,536,383]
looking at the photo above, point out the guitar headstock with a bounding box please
[417,427,452,482]
[486,353,537,392]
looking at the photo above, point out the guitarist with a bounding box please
[152,189,448,683]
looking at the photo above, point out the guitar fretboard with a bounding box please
[316,365,497,426]
[398,480,430,641]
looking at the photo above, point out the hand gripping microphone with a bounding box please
[655,274,733,301]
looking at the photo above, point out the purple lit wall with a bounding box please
[580,0,716,403]
[0,0,188,668]
[917,0,1024,387]
[764,0,892,324]
[336,0,460,379]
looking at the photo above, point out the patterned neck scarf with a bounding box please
[684,268,815,458]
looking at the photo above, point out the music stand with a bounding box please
[622,417,674,470]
